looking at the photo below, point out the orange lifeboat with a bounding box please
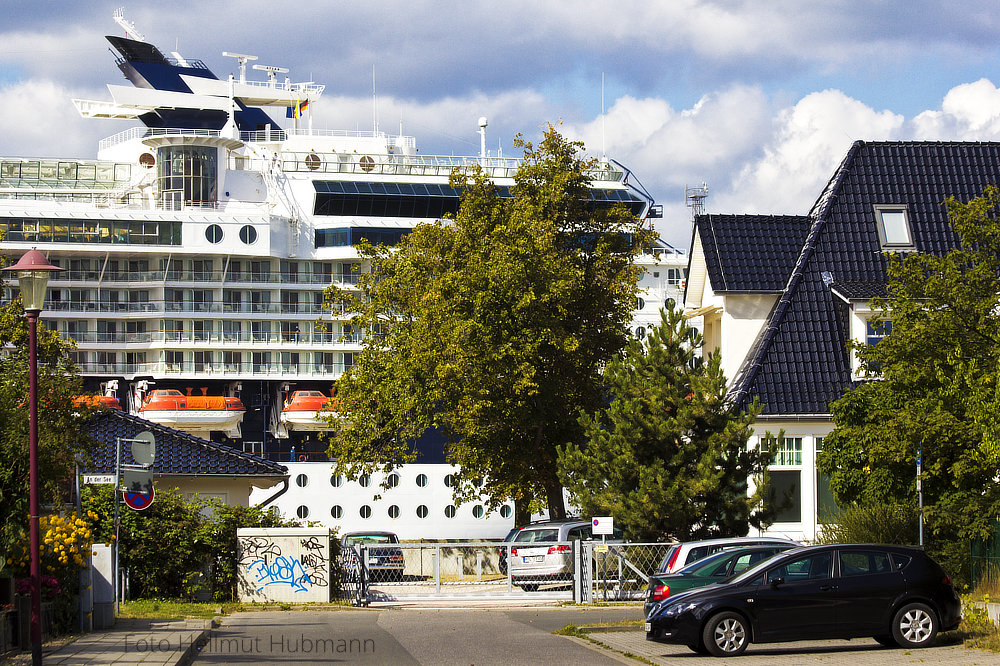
[73,394,122,410]
[138,388,245,437]
[279,390,338,432]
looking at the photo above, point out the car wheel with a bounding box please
[891,602,938,648]
[702,611,749,657]
[873,633,896,647]
[518,583,539,592]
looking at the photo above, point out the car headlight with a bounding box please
[663,601,700,617]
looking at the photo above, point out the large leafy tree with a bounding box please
[0,290,94,576]
[325,126,653,522]
[558,306,773,541]
[817,186,1000,577]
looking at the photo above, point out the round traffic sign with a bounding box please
[123,487,155,511]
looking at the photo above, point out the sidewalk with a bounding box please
[2,617,215,665]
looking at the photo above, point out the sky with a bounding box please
[3,1,1000,248]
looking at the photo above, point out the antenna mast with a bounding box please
[113,7,145,42]
[223,52,258,83]
[685,183,709,220]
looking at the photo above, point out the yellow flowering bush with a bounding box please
[5,510,100,578]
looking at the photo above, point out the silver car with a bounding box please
[508,520,623,591]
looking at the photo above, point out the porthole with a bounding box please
[444,505,456,518]
[305,153,321,171]
[296,505,309,519]
[472,505,484,519]
[330,474,343,487]
[443,474,455,488]
[636,297,645,310]
[359,474,371,487]
[416,474,427,487]
[665,298,676,310]
[635,326,646,340]
[331,505,343,519]
[295,473,308,487]
[386,473,399,488]
[416,505,428,518]
[239,224,258,245]
[360,505,372,519]
[138,152,155,168]
[205,224,223,243]
[388,505,400,519]
[500,505,512,519]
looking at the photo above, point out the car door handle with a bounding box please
[819,585,838,591]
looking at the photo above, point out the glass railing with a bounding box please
[75,360,350,377]
[64,330,360,346]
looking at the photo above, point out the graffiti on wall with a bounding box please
[238,534,330,596]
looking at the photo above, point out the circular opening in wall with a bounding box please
[295,473,308,487]
[205,224,223,244]
[443,474,455,488]
[139,152,156,168]
[296,505,309,519]
[239,224,258,245]
[636,326,646,340]
[388,505,400,519]
[359,474,371,487]
[330,475,343,487]
[360,505,372,519]
[331,505,343,519]
[637,297,645,310]
[472,505,484,519]
[387,473,399,488]
[416,474,427,487]
[416,505,428,518]
[305,153,321,171]
[500,505,512,519]
[444,505,456,518]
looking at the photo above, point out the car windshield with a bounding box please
[345,534,397,545]
[677,550,740,577]
[513,528,559,542]
[725,550,797,585]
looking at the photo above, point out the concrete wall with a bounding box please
[237,528,333,603]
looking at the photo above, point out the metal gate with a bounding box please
[579,542,676,604]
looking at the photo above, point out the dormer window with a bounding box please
[874,205,914,249]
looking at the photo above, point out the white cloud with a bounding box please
[910,78,1000,139]
[0,79,110,158]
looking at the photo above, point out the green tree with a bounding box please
[557,306,772,541]
[325,126,653,522]
[0,292,93,577]
[817,186,1000,581]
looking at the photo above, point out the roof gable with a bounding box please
[730,141,1000,415]
[84,410,287,477]
[695,214,811,292]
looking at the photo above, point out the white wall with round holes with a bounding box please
[250,462,515,540]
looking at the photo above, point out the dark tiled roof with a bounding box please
[697,214,812,292]
[831,281,886,301]
[84,410,287,477]
[731,141,1000,415]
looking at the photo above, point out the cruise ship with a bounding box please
[0,12,687,537]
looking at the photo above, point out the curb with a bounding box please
[176,617,220,666]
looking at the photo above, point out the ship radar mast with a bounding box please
[253,63,289,87]
[112,7,145,42]
[223,52,258,83]
[685,182,709,220]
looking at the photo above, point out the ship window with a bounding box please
[205,224,223,243]
[500,505,512,519]
[416,474,427,487]
[472,505,484,519]
[359,474,371,487]
[444,474,455,488]
[388,505,400,519]
[296,505,310,519]
[330,474,343,487]
[239,225,257,244]
[416,505,428,518]
[331,505,343,519]
[386,473,399,488]
[360,505,372,519]
[295,473,308,487]
[444,505,456,518]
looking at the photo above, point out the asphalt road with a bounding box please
[191,606,640,664]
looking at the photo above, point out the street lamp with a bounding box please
[3,248,63,666]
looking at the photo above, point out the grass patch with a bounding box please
[553,624,588,638]
[118,599,240,619]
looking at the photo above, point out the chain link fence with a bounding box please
[581,542,676,603]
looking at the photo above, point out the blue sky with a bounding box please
[3,1,1000,246]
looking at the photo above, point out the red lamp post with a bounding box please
[3,249,64,666]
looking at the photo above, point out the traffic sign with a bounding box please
[123,487,155,511]
[83,474,115,485]
[122,468,153,495]
[592,516,614,535]
[132,430,156,466]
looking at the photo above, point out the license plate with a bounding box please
[368,557,378,565]
[645,622,651,632]
[523,555,544,563]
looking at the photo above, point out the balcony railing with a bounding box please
[63,330,359,346]
[76,360,351,378]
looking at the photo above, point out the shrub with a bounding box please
[816,502,919,545]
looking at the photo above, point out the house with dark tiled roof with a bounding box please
[85,410,288,506]
[686,141,1000,541]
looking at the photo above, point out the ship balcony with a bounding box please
[76,360,351,379]
[42,299,334,316]
[64,330,362,346]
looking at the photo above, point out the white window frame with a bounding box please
[873,205,915,250]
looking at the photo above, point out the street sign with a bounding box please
[122,468,153,495]
[123,487,155,511]
[83,474,115,485]
[592,516,614,535]
[132,430,156,466]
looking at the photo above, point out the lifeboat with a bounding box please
[138,388,245,438]
[278,390,338,432]
[73,394,122,410]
